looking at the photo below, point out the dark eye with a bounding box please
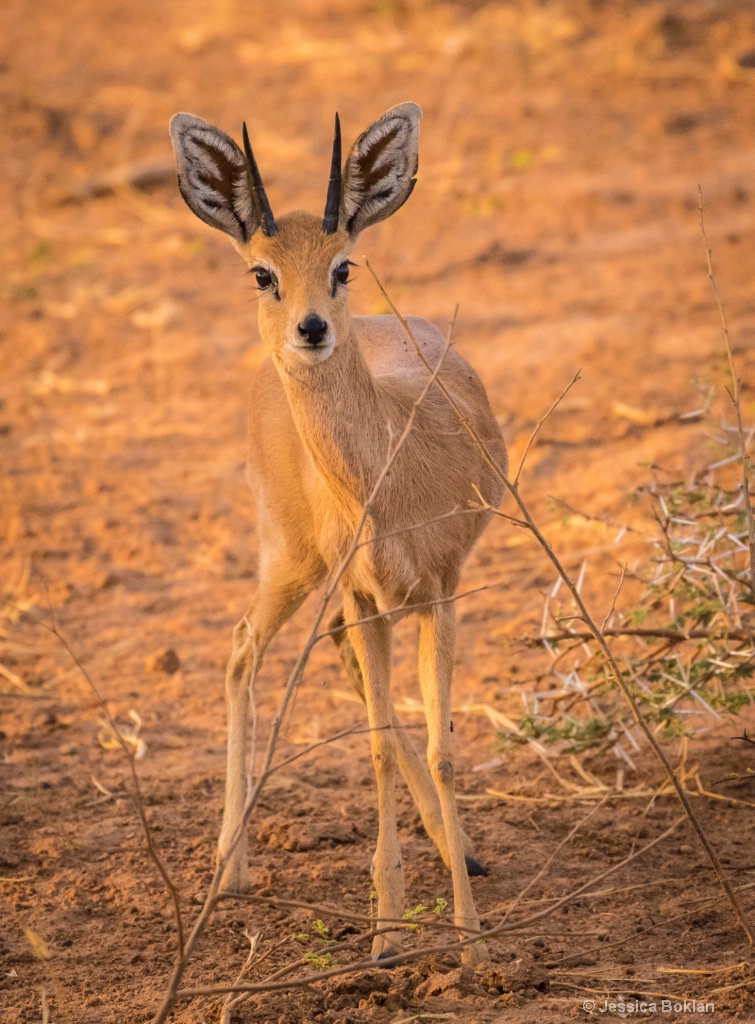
[253,267,273,290]
[333,261,351,287]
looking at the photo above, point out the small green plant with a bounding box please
[303,952,334,971]
[506,713,613,752]
[402,903,428,931]
[313,919,333,943]
[399,897,448,931]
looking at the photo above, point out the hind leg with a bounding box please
[419,603,488,965]
[340,591,403,959]
[328,607,485,876]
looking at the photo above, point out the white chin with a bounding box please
[287,340,335,365]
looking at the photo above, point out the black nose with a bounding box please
[298,314,328,346]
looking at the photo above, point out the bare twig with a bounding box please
[733,729,755,746]
[353,505,487,550]
[515,370,581,486]
[221,892,476,934]
[496,796,607,925]
[0,690,55,701]
[525,626,755,646]
[7,600,186,958]
[221,930,261,1024]
[708,976,755,996]
[601,563,627,632]
[314,581,500,640]
[269,722,417,774]
[553,980,698,1001]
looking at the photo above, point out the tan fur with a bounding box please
[170,107,507,965]
[217,212,507,963]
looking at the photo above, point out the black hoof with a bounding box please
[465,855,489,877]
[374,950,401,969]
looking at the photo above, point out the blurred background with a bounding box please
[3,1,755,1019]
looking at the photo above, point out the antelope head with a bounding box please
[169,104,422,366]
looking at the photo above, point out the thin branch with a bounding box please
[244,624,260,796]
[221,896,599,938]
[733,729,755,746]
[367,265,755,948]
[220,892,475,934]
[269,722,416,775]
[527,626,755,646]
[258,921,448,987]
[8,600,185,958]
[497,795,607,926]
[553,980,699,1001]
[221,930,261,1024]
[352,505,486,551]
[314,581,500,641]
[601,563,627,632]
[515,370,582,486]
[0,690,55,701]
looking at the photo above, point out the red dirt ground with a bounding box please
[3,1,755,1021]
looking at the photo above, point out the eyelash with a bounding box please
[332,260,355,295]
[250,260,356,298]
[251,266,279,299]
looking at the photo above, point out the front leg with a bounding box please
[217,616,259,893]
[217,570,319,892]
[342,591,404,960]
[418,603,489,965]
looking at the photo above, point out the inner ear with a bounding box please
[169,113,259,245]
[355,127,404,192]
[340,102,422,238]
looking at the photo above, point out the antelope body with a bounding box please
[170,103,507,963]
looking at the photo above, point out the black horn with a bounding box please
[322,113,342,234]
[242,122,277,238]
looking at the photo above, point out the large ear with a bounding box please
[169,113,259,245]
[340,102,421,238]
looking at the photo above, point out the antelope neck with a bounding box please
[273,329,389,505]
